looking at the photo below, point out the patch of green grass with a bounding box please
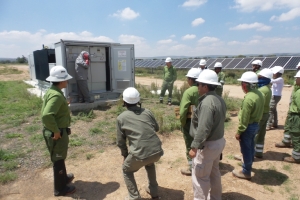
[86,154,94,160]
[0,66,22,75]
[69,138,85,147]
[289,194,300,200]
[25,124,40,133]
[0,149,17,161]
[89,127,105,135]
[71,110,95,123]
[226,154,234,160]
[2,161,18,170]
[263,185,274,193]
[282,164,292,172]
[5,133,23,139]
[0,81,43,129]
[223,91,242,111]
[29,134,44,143]
[0,172,18,184]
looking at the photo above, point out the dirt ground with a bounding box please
[1,66,299,200]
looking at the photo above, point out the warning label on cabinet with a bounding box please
[118,60,126,71]
[118,51,126,57]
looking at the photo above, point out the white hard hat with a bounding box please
[295,71,300,78]
[165,57,172,63]
[214,62,222,68]
[199,59,206,66]
[258,68,273,80]
[252,60,262,66]
[186,68,201,78]
[237,71,258,83]
[271,66,284,74]
[196,69,220,86]
[46,65,73,82]
[123,87,140,104]
[296,62,300,68]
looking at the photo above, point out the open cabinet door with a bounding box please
[111,44,135,92]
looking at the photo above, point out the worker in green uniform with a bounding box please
[252,59,262,74]
[275,62,300,148]
[42,66,76,196]
[117,87,163,200]
[232,71,264,180]
[214,62,225,97]
[189,69,226,200]
[179,68,201,176]
[254,68,273,158]
[159,57,177,105]
[281,70,300,163]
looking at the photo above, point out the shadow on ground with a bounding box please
[157,186,185,200]
[254,151,290,162]
[222,192,255,200]
[251,168,288,185]
[219,162,234,176]
[71,180,120,199]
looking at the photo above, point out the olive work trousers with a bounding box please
[255,113,269,157]
[286,114,300,161]
[122,152,163,200]
[160,80,174,101]
[181,119,193,166]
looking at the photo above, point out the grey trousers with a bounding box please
[122,152,162,200]
[192,138,226,200]
[267,95,281,128]
[76,80,90,102]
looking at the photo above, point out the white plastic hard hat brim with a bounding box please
[237,71,258,83]
[252,60,262,66]
[195,69,220,86]
[271,66,284,74]
[295,71,300,78]
[214,62,222,68]
[296,62,300,68]
[199,59,206,66]
[123,87,140,104]
[258,68,273,79]
[46,74,73,82]
[186,68,201,78]
[165,57,172,63]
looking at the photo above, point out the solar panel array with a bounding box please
[135,56,300,70]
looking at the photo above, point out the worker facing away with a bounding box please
[179,68,201,176]
[159,57,177,105]
[189,69,226,200]
[214,62,225,97]
[117,87,163,200]
[42,65,76,196]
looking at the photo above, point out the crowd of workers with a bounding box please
[40,54,300,199]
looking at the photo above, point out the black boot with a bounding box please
[61,160,74,184]
[53,160,76,196]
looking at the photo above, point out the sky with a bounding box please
[0,0,300,58]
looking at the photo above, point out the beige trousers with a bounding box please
[192,137,226,200]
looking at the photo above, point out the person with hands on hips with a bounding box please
[42,66,76,196]
[189,69,226,200]
[116,87,163,200]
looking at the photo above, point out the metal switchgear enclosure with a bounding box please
[54,40,135,102]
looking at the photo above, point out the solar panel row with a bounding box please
[135,56,300,70]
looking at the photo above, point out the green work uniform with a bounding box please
[237,89,264,134]
[179,83,199,165]
[215,72,225,97]
[41,85,71,163]
[286,87,300,161]
[255,85,272,157]
[160,65,177,102]
[117,106,163,200]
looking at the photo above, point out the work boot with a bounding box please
[145,187,161,200]
[167,101,171,106]
[254,154,263,159]
[234,154,244,163]
[159,99,163,104]
[275,142,291,148]
[232,169,251,180]
[54,185,76,196]
[180,167,191,176]
[283,156,300,164]
[66,173,74,184]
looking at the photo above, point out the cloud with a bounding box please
[233,0,300,12]
[118,34,146,45]
[157,39,173,44]
[0,30,114,57]
[270,7,300,21]
[182,0,207,8]
[198,37,219,43]
[230,22,272,31]
[112,7,140,20]
[170,34,176,38]
[191,18,205,26]
[182,34,196,40]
